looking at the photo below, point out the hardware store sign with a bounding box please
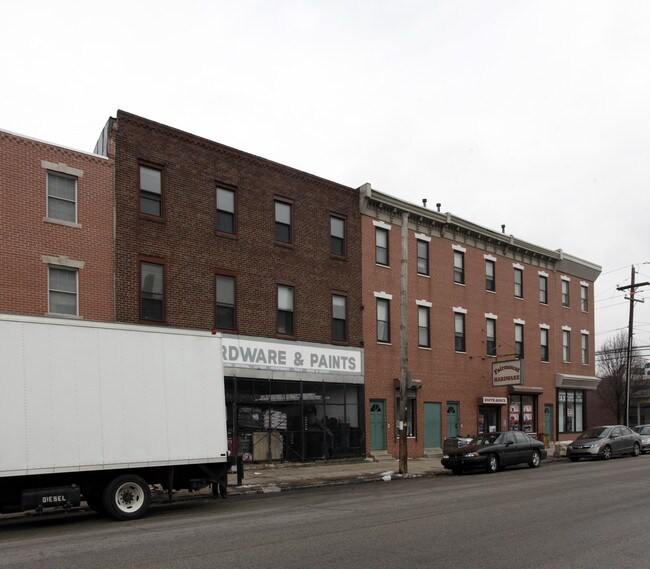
[221,336,363,375]
[492,359,524,387]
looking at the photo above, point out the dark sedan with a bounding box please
[441,431,547,474]
[567,425,642,461]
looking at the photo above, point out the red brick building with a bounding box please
[360,184,601,459]
[0,129,114,320]
[96,111,365,461]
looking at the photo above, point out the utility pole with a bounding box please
[399,211,409,474]
[617,266,649,426]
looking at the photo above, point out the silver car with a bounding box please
[567,425,642,461]
[633,425,650,453]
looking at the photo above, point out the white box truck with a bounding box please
[0,314,230,520]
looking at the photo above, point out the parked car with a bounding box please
[567,425,642,461]
[441,431,547,474]
[633,425,650,453]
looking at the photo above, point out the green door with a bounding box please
[424,403,442,449]
[544,404,553,442]
[370,400,386,451]
[446,402,459,438]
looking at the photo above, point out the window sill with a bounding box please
[375,263,390,269]
[417,273,430,278]
[377,341,392,346]
[139,213,165,223]
[330,253,348,261]
[486,289,496,294]
[454,281,465,286]
[274,241,294,250]
[44,312,82,320]
[418,346,432,351]
[43,217,82,229]
[215,230,238,240]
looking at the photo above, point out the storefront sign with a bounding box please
[221,335,363,376]
[492,359,524,387]
[481,397,508,405]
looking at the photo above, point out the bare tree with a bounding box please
[596,331,646,423]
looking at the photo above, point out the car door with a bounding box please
[610,427,624,455]
[620,426,635,454]
[513,432,533,464]
[501,432,518,465]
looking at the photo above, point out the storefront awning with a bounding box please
[555,373,601,391]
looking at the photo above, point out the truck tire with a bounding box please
[103,474,151,521]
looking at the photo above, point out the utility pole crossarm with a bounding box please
[617,282,650,291]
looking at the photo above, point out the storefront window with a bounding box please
[558,389,584,433]
[509,395,536,432]
[226,377,363,462]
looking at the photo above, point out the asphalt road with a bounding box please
[3,456,650,569]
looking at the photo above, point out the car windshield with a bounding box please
[635,426,650,435]
[577,427,610,439]
[470,434,503,446]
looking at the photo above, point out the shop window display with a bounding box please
[508,395,536,432]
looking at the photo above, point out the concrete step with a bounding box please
[423,447,443,458]
[370,451,397,462]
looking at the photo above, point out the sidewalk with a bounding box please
[225,456,445,496]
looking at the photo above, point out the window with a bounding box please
[515,323,524,359]
[48,266,78,315]
[486,318,497,356]
[216,186,236,234]
[332,294,347,342]
[561,279,570,307]
[581,333,589,364]
[396,394,417,437]
[485,259,496,291]
[330,216,346,257]
[377,298,390,343]
[581,285,589,312]
[140,165,162,217]
[216,275,236,330]
[509,395,536,432]
[514,267,523,298]
[140,262,164,321]
[454,251,465,284]
[277,285,294,335]
[540,328,549,362]
[455,312,466,352]
[562,329,571,362]
[417,240,429,276]
[47,172,77,222]
[418,306,430,348]
[558,389,584,433]
[375,227,389,266]
[275,200,292,244]
[539,275,548,304]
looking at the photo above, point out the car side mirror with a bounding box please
[505,441,512,446]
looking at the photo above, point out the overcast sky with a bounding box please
[2,1,649,356]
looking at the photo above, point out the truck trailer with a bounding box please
[0,314,229,520]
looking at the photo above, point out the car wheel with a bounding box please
[485,454,498,474]
[451,468,463,475]
[569,457,580,462]
[602,445,612,460]
[529,450,541,468]
[632,442,641,457]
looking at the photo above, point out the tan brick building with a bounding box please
[360,184,601,459]
[0,129,114,321]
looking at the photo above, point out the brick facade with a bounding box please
[360,184,601,458]
[108,111,363,345]
[0,130,114,320]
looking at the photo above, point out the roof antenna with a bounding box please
[501,224,506,234]
[422,199,427,208]
[436,203,441,212]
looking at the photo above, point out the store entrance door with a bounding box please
[446,402,459,438]
[424,402,442,449]
[544,404,553,441]
[369,400,386,451]
[478,405,499,434]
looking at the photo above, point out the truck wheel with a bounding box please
[103,475,151,520]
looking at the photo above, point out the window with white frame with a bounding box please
[330,216,346,257]
[454,311,466,352]
[275,200,293,244]
[581,333,589,364]
[558,389,584,433]
[48,266,78,315]
[47,171,77,223]
[486,317,497,356]
[417,239,429,276]
[418,305,430,348]
[515,323,524,359]
[563,329,571,362]
[376,298,390,343]
[561,278,570,307]
[581,284,589,312]
[453,250,465,284]
[540,327,549,362]
[514,267,523,298]
[376,227,389,266]
[539,274,548,304]
[485,259,496,292]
